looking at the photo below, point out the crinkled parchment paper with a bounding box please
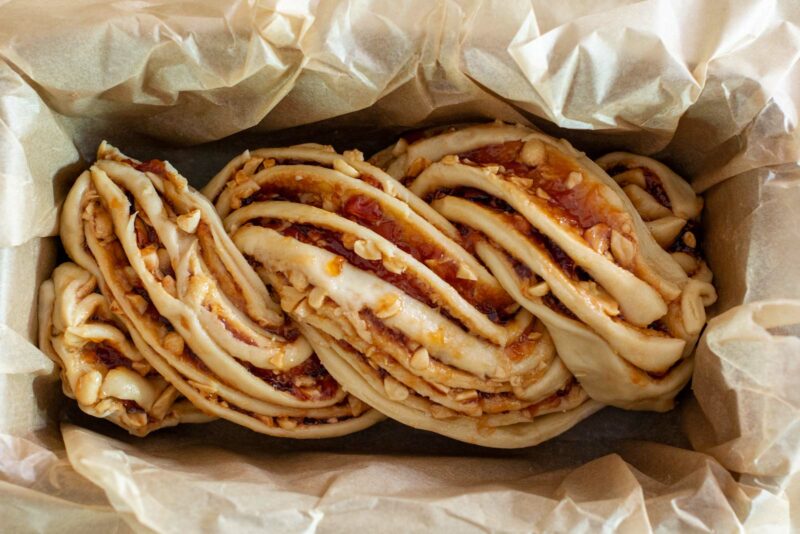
[1,0,798,531]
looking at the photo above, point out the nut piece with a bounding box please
[341,233,358,250]
[333,158,360,178]
[234,170,251,185]
[346,311,372,343]
[375,294,402,319]
[519,139,546,166]
[382,180,397,197]
[582,281,620,316]
[454,389,478,402]
[430,404,455,419]
[239,157,264,179]
[176,210,201,234]
[441,154,460,165]
[610,230,636,268]
[288,270,309,292]
[233,171,254,188]
[162,331,185,355]
[383,256,407,274]
[292,299,312,319]
[126,293,150,315]
[75,370,103,406]
[347,395,366,417]
[307,287,327,309]
[535,188,551,200]
[279,287,305,312]
[343,149,365,162]
[383,376,409,401]
[410,347,430,370]
[456,263,478,281]
[524,281,550,299]
[150,385,180,420]
[565,171,583,189]
[682,231,697,248]
[92,210,115,241]
[277,417,298,430]
[354,239,382,261]
[584,223,611,254]
[510,176,534,189]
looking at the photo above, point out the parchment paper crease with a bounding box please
[0,0,797,532]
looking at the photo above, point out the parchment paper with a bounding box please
[0,0,798,532]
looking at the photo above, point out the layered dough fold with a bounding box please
[377,122,717,411]
[204,145,602,448]
[39,263,212,436]
[40,143,383,437]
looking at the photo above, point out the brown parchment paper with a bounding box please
[1,1,798,532]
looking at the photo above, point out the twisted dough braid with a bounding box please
[204,143,601,448]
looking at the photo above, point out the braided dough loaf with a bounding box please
[40,122,717,447]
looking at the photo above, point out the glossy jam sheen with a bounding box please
[279,222,441,312]
[88,341,133,369]
[241,354,339,401]
[458,142,630,232]
[243,174,515,322]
